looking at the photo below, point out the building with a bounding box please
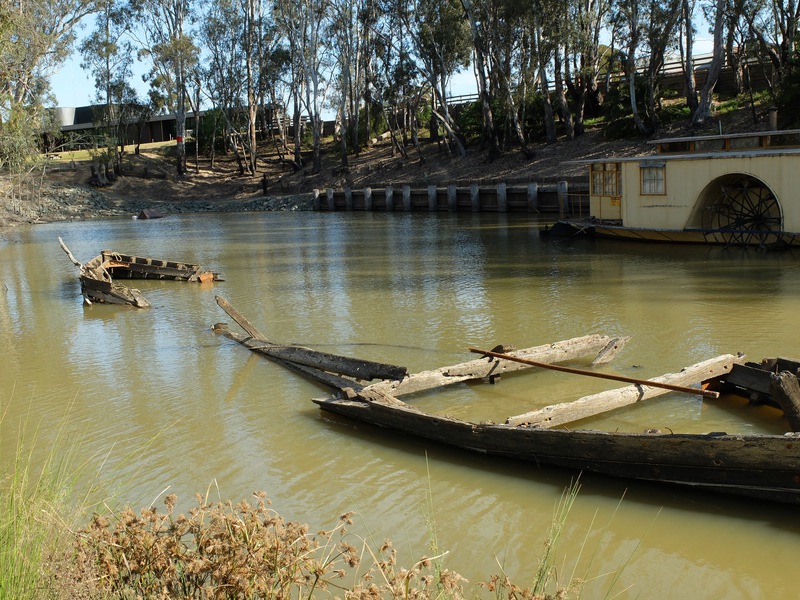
[555,128,800,248]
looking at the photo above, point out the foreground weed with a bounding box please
[481,480,583,600]
[77,490,467,600]
[1,391,179,599]
[0,395,99,599]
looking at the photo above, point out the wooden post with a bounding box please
[558,180,569,218]
[326,188,335,211]
[428,185,438,211]
[313,189,321,211]
[769,372,800,432]
[364,187,373,211]
[497,182,508,213]
[470,184,480,212]
[527,182,539,212]
[385,185,394,211]
[403,185,412,211]
[345,187,353,211]
[448,184,457,211]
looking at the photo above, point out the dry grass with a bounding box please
[74,491,469,600]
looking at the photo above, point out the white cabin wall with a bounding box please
[617,155,800,232]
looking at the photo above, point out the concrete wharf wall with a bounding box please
[313,180,589,216]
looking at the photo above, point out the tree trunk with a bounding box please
[681,0,698,114]
[692,0,726,125]
[534,20,557,144]
[625,3,648,135]
[462,0,499,160]
[554,46,574,140]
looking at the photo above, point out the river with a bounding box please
[2,211,800,598]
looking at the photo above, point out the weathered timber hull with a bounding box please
[313,395,800,504]
[80,275,150,308]
[96,251,223,282]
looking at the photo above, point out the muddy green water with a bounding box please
[3,211,800,598]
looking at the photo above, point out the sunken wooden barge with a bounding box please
[93,250,223,283]
[214,296,800,505]
[59,238,222,307]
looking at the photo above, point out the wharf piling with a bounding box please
[313,180,587,215]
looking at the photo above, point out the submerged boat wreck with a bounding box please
[545,129,800,248]
[59,238,150,307]
[214,296,800,505]
[59,238,222,307]
[94,250,223,283]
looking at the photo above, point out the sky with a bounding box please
[48,30,714,111]
[48,55,480,110]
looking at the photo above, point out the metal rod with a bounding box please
[468,347,720,399]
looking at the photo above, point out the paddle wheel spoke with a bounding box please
[702,177,788,247]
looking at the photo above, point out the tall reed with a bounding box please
[0,393,164,599]
[0,399,88,598]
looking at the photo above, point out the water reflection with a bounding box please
[3,212,800,598]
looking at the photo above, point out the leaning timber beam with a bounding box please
[506,353,745,428]
[212,321,407,382]
[365,334,629,398]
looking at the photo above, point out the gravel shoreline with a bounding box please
[0,179,316,236]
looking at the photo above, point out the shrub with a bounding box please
[75,491,467,600]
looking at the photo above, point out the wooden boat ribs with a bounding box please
[59,237,222,307]
[212,297,800,505]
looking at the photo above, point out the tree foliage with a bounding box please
[3,0,800,186]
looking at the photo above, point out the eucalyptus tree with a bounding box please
[404,0,471,157]
[242,0,262,174]
[678,0,699,115]
[198,0,245,167]
[644,0,683,130]
[1,0,98,174]
[617,0,682,134]
[739,0,800,94]
[79,0,137,171]
[1,0,101,213]
[460,0,501,158]
[239,0,283,174]
[692,0,726,124]
[276,0,334,174]
[531,5,558,143]
[565,0,613,135]
[536,0,575,139]
[130,0,199,175]
[372,0,421,158]
[458,0,536,156]
[329,0,366,167]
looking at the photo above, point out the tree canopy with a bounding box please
[3,0,800,176]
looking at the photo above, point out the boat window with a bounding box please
[590,163,620,196]
[641,163,665,195]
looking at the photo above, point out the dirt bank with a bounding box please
[0,128,658,236]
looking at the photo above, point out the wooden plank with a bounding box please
[721,363,773,396]
[591,336,630,365]
[365,334,629,397]
[215,295,271,341]
[506,353,745,428]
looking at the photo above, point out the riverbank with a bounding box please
[1,106,767,236]
[0,128,655,236]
